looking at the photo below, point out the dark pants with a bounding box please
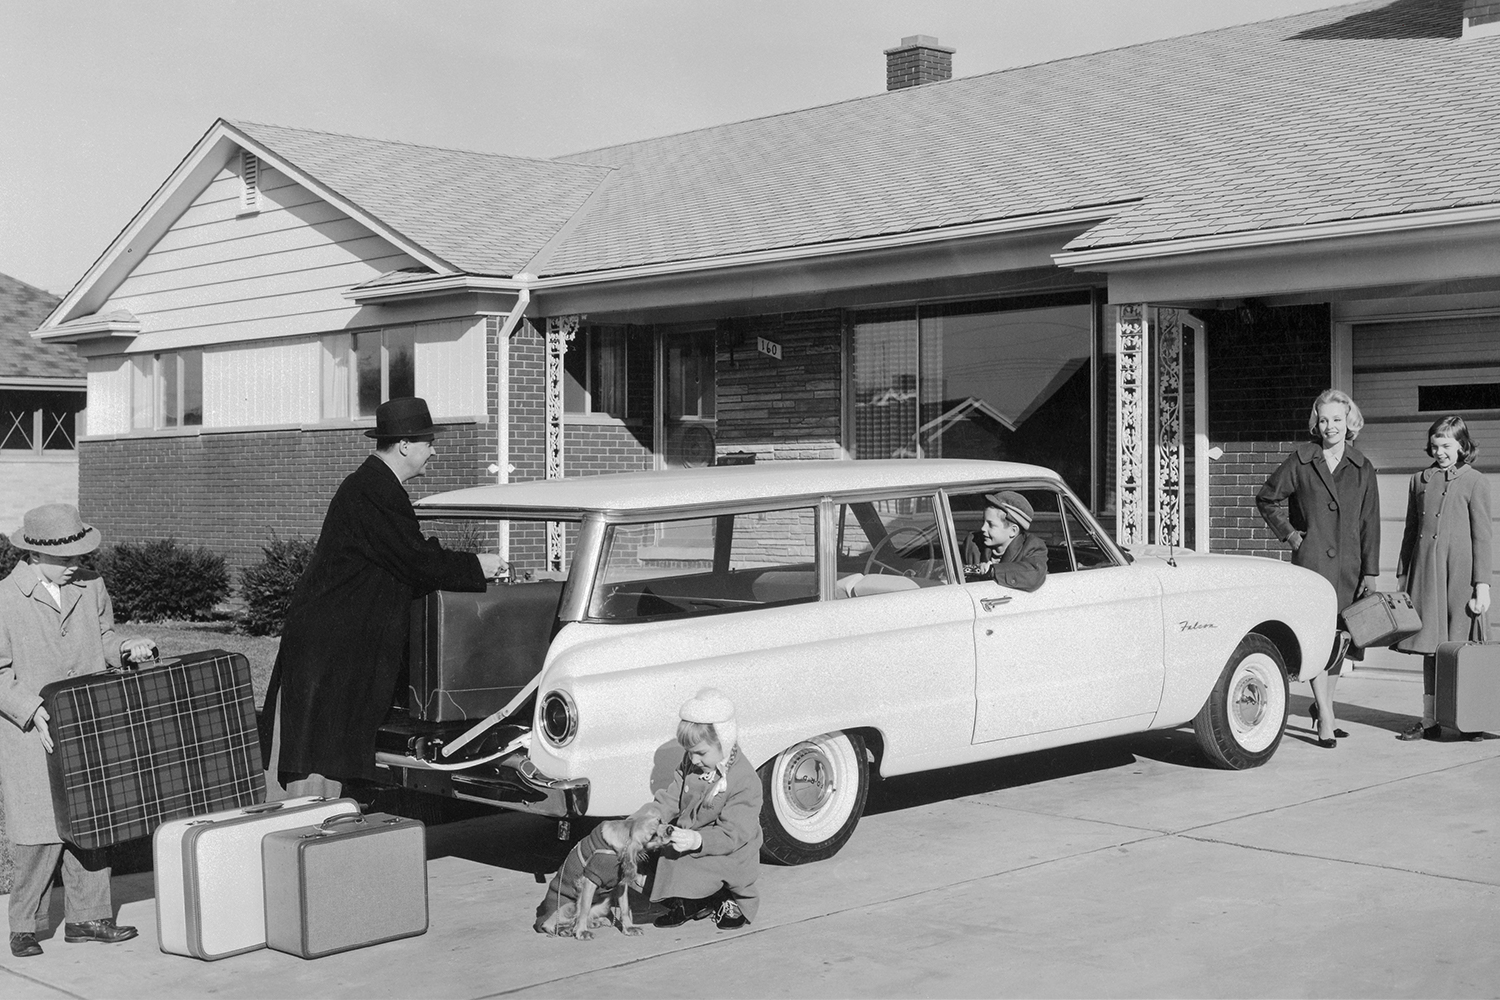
[7,841,112,933]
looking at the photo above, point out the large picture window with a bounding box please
[850,293,1095,500]
[564,325,652,420]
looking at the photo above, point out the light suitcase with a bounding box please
[40,648,264,848]
[154,796,360,960]
[1435,629,1500,734]
[1341,591,1422,648]
[262,812,428,958]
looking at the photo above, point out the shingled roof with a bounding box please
[0,273,78,380]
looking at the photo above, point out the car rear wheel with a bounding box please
[1193,633,1288,769]
[758,731,869,865]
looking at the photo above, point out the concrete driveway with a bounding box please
[2,671,1496,999]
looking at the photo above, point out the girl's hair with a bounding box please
[1427,415,1478,465]
[1308,389,1365,441]
[676,719,720,750]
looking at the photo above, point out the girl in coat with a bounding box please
[1394,416,1492,741]
[1256,389,1381,747]
[648,688,762,931]
[0,505,155,957]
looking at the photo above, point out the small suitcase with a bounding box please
[408,581,563,721]
[262,812,428,958]
[1435,619,1500,734]
[40,648,265,848]
[1341,591,1422,648]
[155,796,361,961]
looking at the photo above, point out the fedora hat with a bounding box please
[10,503,101,557]
[984,490,1034,530]
[364,397,445,439]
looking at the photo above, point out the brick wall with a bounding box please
[885,42,954,90]
[1467,0,1500,27]
[715,311,844,463]
[78,424,494,572]
[1203,303,1331,560]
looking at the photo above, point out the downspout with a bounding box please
[492,284,531,562]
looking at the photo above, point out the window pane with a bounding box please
[666,330,714,420]
[181,349,203,426]
[0,391,35,450]
[322,335,352,420]
[834,496,947,597]
[950,488,1075,577]
[161,353,180,427]
[1062,496,1116,569]
[131,356,154,429]
[563,333,589,413]
[355,331,382,417]
[591,326,629,418]
[388,327,415,400]
[41,405,76,450]
[589,508,817,620]
[851,309,919,459]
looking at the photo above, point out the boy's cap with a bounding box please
[984,490,1034,529]
[10,503,101,557]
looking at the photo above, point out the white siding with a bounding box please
[103,161,422,353]
[85,357,132,436]
[415,318,486,419]
[204,338,321,427]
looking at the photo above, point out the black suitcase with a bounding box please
[408,581,562,721]
[40,648,264,848]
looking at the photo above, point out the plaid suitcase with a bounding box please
[40,648,265,848]
[262,812,428,958]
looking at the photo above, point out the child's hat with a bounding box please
[983,490,1034,530]
[680,687,737,750]
[10,504,100,557]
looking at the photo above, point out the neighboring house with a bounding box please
[1,272,82,533]
[26,0,1500,628]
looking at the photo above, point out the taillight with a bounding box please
[540,690,578,747]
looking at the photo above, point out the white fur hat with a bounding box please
[680,687,737,751]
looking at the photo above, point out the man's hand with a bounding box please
[31,705,53,753]
[477,553,507,580]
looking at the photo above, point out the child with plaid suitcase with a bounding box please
[0,504,155,958]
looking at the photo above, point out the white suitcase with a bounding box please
[154,796,360,960]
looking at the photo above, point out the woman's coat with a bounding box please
[1256,441,1381,609]
[0,562,121,845]
[1396,463,1493,654]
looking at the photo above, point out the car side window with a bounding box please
[1061,495,1117,569]
[588,507,818,620]
[833,495,949,598]
[949,488,1072,575]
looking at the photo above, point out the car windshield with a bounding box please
[588,507,819,620]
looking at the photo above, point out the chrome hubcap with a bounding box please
[782,744,835,816]
[1231,674,1267,730]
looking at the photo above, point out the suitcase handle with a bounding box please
[319,813,369,829]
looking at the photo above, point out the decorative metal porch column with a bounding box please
[1114,304,1186,549]
[1154,307,1184,548]
[545,315,579,570]
[1115,304,1150,546]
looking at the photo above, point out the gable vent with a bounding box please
[239,151,261,214]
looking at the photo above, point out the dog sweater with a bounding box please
[544,824,625,912]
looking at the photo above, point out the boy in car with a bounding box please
[963,491,1048,592]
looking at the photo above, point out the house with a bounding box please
[28,0,1500,625]
[1,272,82,532]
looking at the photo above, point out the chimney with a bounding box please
[884,35,955,91]
[1463,0,1500,38]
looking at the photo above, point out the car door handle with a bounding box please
[980,596,1012,611]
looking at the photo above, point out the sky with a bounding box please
[1,0,1346,297]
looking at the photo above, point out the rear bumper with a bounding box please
[374,750,590,818]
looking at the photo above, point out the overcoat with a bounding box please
[650,747,762,920]
[259,456,486,783]
[1395,463,1493,655]
[0,563,121,845]
[1256,441,1381,610]
[965,530,1049,592]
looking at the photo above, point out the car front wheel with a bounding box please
[1193,633,1288,769]
[758,731,869,865]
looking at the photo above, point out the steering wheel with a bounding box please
[865,526,939,578]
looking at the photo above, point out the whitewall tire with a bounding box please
[758,731,869,865]
[1193,633,1288,769]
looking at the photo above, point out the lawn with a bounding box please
[0,622,280,895]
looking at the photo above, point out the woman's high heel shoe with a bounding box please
[1310,701,1349,739]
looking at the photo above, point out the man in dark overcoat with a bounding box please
[259,397,502,798]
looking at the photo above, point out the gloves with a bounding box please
[668,826,702,852]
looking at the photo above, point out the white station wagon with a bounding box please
[376,460,1336,863]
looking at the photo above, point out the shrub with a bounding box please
[0,537,20,579]
[239,536,318,636]
[95,539,231,622]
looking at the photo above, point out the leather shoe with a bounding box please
[653,898,711,928]
[1396,723,1441,742]
[713,898,748,930]
[10,932,42,957]
[64,918,138,944]
[1315,737,1337,749]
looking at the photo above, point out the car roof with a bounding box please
[415,459,1062,516]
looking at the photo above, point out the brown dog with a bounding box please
[534,807,665,939]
